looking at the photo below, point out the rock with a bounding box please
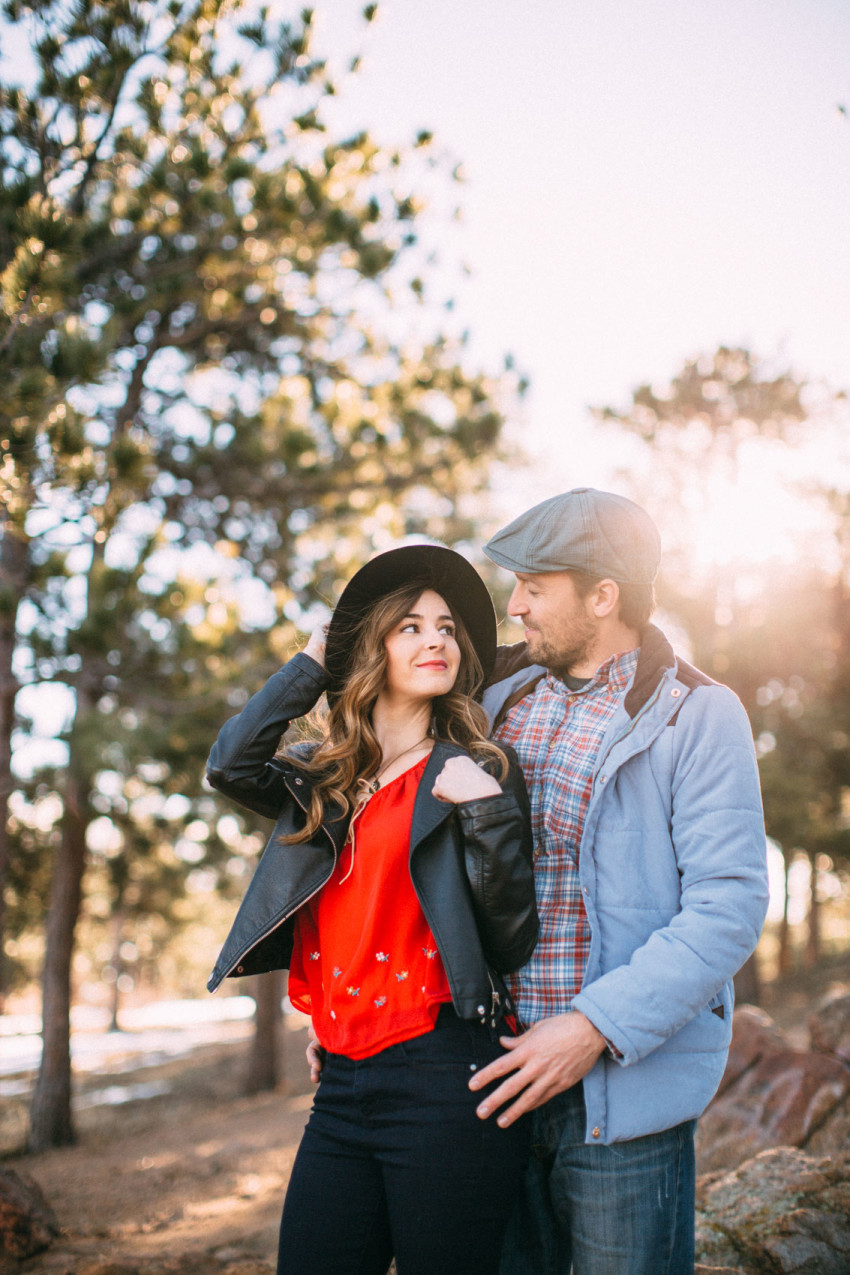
[809,989,850,1065]
[695,1146,850,1274]
[696,1045,850,1173]
[0,1166,60,1261]
[805,1094,850,1158]
[715,1005,789,1098]
[77,1265,141,1275]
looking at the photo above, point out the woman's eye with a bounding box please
[399,623,417,632]
[440,625,456,636]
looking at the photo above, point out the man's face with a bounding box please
[507,571,598,677]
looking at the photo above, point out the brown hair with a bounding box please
[281,583,508,842]
[568,569,656,632]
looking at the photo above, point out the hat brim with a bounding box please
[324,545,497,700]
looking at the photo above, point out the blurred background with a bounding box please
[1,0,848,1226]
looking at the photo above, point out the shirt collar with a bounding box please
[544,646,639,698]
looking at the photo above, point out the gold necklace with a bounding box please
[365,734,432,795]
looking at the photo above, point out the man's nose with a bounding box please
[507,584,526,616]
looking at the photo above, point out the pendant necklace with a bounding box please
[365,733,432,795]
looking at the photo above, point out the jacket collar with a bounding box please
[286,738,465,856]
[410,740,467,851]
[486,624,680,723]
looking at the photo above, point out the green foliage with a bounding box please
[0,0,521,1024]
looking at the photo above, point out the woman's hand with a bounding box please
[432,755,502,803]
[303,621,329,668]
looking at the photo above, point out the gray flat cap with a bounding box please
[484,488,661,583]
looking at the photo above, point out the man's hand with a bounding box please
[306,1033,324,1084]
[469,1011,607,1127]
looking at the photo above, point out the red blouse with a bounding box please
[288,755,452,1059]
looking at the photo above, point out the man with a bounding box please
[470,488,768,1275]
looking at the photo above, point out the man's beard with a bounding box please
[526,620,596,680]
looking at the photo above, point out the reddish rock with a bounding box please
[809,989,850,1065]
[0,1167,60,1261]
[696,1147,850,1274]
[715,1005,788,1097]
[696,1046,850,1173]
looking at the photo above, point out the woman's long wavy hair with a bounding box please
[280,582,508,843]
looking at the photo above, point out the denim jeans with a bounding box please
[277,1006,529,1275]
[499,1083,696,1275]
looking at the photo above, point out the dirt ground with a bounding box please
[4,954,848,1274]
[6,1029,317,1274]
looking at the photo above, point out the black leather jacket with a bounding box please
[206,653,538,1026]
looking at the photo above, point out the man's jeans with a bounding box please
[500,1083,696,1275]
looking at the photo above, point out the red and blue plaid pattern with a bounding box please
[494,648,639,1024]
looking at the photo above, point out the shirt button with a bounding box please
[477,1004,485,1014]
[469,1063,477,1072]
[294,777,303,785]
[592,1127,601,1139]
[671,688,681,698]
[599,775,608,785]
[236,965,244,973]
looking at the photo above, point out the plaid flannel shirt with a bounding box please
[494,648,639,1025]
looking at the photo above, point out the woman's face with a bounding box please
[381,589,461,704]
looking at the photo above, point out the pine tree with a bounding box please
[0,0,522,1148]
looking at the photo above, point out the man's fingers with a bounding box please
[474,1068,530,1120]
[492,1079,552,1126]
[468,1046,522,1091]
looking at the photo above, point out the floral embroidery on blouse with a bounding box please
[308,951,320,961]
[422,947,437,959]
[332,966,342,978]
[374,996,387,1007]
[395,971,408,982]
[376,952,389,962]
[347,986,360,997]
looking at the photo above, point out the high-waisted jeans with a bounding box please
[277,1005,529,1275]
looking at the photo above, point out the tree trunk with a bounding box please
[27,763,89,1150]
[108,907,125,1033]
[0,514,29,1012]
[243,971,284,1095]
[734,951,761,1007]
[804,847,821,969]
[777,845,792,976]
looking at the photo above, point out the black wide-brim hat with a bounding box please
[324,544,497,700]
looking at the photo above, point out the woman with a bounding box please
[206,544,537,1275]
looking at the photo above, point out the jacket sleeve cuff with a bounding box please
[571,993,635,1066]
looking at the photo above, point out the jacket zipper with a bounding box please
[592,675,672,785]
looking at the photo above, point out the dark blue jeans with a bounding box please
[277,1006,529,1275]
[499,1083,696,1275]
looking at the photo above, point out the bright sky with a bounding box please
[316,0,850,510]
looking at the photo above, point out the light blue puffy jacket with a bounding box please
[482,625,769,1145]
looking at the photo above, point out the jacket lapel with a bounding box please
[409,741,462,853]
[283,772,350,855]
